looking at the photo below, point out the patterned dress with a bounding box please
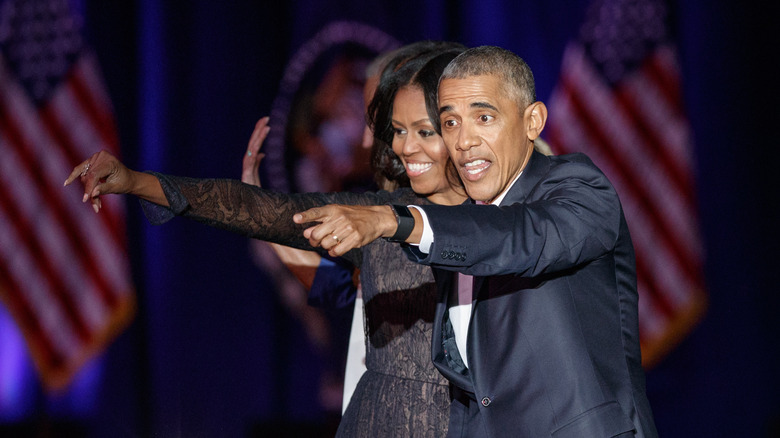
[142,174,450,437]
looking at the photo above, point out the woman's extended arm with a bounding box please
[65,148,411,266]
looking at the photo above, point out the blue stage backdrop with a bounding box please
[0,0,777,437]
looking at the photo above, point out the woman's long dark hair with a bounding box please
[367,42,465,189]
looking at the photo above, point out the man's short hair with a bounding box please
[440,45,536,110]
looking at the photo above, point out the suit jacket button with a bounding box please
[441,250,449,259]
[481,396,491,407]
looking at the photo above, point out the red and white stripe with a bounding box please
[0,52,134,390]
[547,42,707,367]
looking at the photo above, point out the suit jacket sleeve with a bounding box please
[307,255,357,309]
[407,159,623,277]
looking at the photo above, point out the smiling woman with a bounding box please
[390,86,465,205]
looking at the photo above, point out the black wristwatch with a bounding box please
[385,204,415,242]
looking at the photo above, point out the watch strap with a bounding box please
[385,204,415,242]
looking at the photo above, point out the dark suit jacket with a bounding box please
[406,151,658,437]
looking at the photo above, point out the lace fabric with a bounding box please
[142,174,450,437]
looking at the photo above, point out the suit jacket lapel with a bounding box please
[501,149,550,206]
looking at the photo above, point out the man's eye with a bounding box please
[443,119,458,128]
[479,114,493,123]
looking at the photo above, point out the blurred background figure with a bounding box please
[244,29,398,421]
[283,47,376,193]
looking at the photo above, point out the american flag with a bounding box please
[546,0,706,367]
[0,0,134,390]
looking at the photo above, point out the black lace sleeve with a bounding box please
[139,172,420,267]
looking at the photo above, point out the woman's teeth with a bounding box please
[407,163,432,174]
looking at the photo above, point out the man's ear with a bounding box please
[524,101,548,141]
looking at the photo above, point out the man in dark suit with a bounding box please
[298,45,658,437]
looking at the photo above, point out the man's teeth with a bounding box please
[407,163,432,173]
[464,159,487,174]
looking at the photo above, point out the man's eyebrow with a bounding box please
[439,101,499,114]
[471,101,498,111]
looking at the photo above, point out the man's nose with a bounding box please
[457,123,480,151]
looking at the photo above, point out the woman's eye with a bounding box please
[393,128,406,136]
[419,130,435,138]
